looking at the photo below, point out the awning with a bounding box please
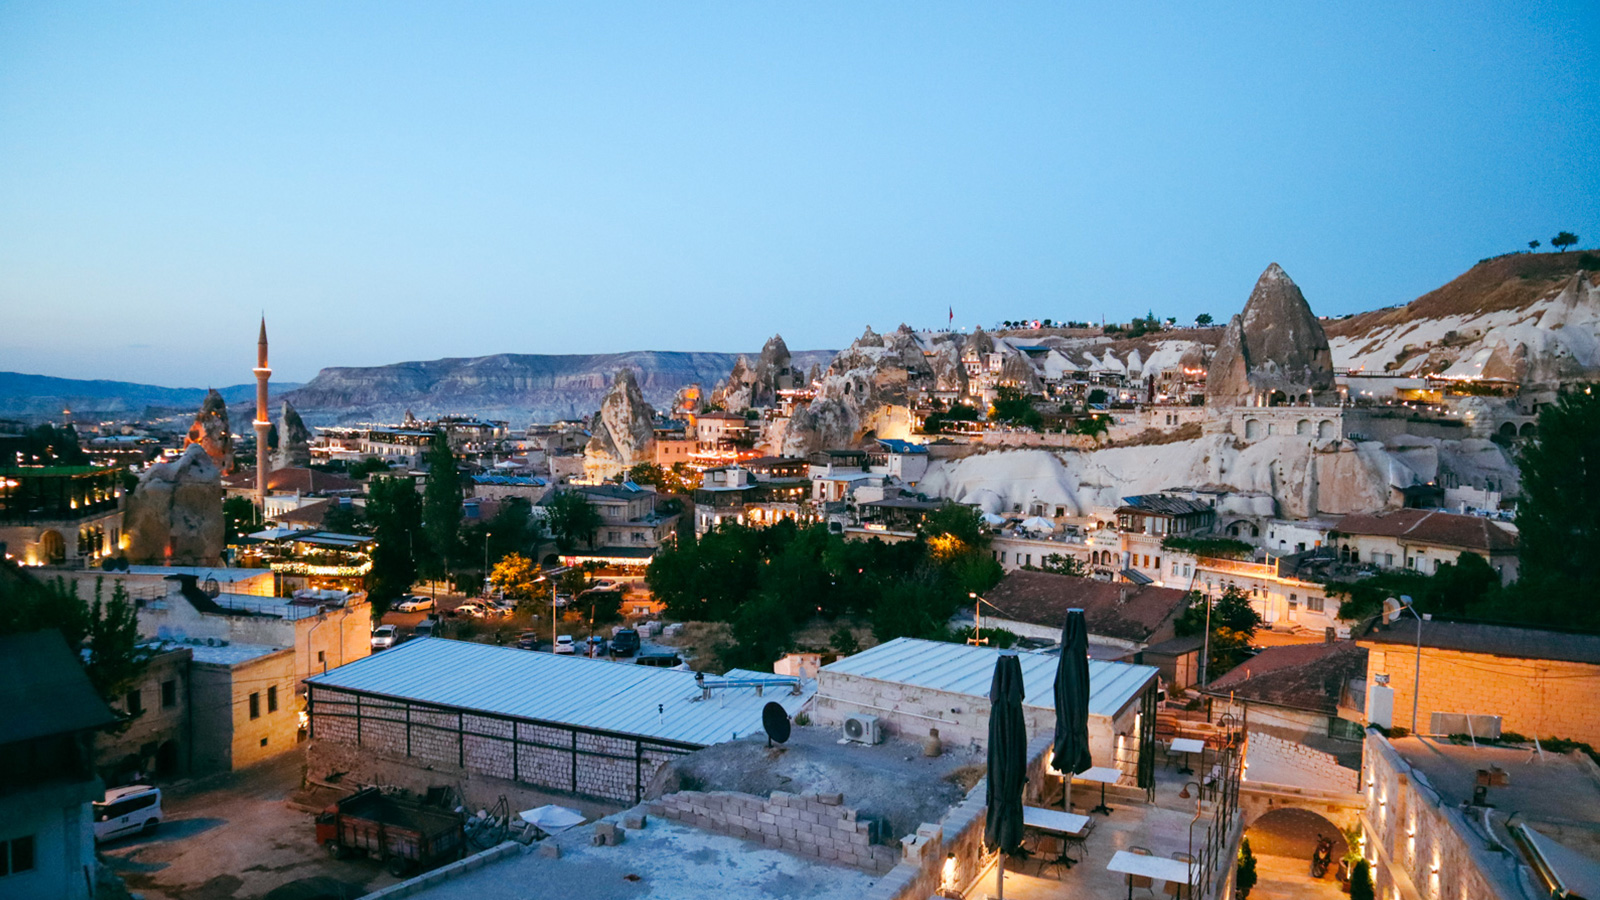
[1120,568,1154,585]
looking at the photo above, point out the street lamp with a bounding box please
[1388,595,1422,735]
[1180,780,1205,891]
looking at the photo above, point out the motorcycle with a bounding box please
[1311,834,1334,879]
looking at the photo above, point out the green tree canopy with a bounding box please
[1505,389,1600,629]
[1551,231,1579,252]
[546,490,603,553]
[421,430,463,580]
[0,573,149,705]
[1174,587,1262,680]
[365,475,423,617]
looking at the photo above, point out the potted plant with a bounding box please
[1337,824,1364,890]
[1349,859,1375,900]
[1235,838,1259,899]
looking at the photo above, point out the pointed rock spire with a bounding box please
[1205,264,1335,406]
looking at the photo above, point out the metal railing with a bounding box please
[1187,708,1245,900]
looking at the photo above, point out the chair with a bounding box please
[1031,834,1071,879]
[1164,852,1195,899]
[1161,741,1185,771]
[1064,817,1094,860]
[1127,847,1155,897]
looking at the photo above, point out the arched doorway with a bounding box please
[1243,807,1350,897]
[38,530,66,565]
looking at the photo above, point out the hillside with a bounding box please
[284,349,836,425]
[0,373,302,419]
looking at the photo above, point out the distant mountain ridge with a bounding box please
[0,372,302,419]
[284,349,836,425]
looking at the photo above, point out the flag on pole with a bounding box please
[948,306,954,327]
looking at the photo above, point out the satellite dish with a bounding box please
[762,701,791,748]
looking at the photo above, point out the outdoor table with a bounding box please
[1170,737,1206,776]
[1022,806,1092,870]
[1106,850,1195,900]
[1073,766,1122,816]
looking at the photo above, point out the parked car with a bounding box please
[94,785,162,842]
[611,628,640,657]
[635,653,683,669]
[413,617,440,638]
[394,595,435,613]
[516,631,540,650]
[584,636,608,656]
[553,635,576,654]
[552,594,572,608]
[453,602,487,619]
[485,600,515,618]
[371,624,399,650]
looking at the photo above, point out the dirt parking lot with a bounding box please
[102,754,399,900]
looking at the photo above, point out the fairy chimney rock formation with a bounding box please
[123,443,225,566]
[272,400,313,470]
[1205,263,1336,408]
[185,389,235,472]
[585,368,657,478]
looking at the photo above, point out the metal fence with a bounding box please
[1187,708,1246,900]
[308,685,702,805]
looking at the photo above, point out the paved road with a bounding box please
[101,753,396,900]
[1249,853,1348,900]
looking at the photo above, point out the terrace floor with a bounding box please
[963,766,1237,900]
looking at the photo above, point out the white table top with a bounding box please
[1022,806,1091,836]
[1169,738,1207,754]
[1072,765,1122,785]
[1106,851,1195,883]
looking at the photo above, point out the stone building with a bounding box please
[0,463,126,567]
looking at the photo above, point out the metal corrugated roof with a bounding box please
[305,638,814,747]
[819,638,1156,718]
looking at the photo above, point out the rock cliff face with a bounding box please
[710,335,797,410]
[284,349,833,425]
[185,389,234,471]
[1206,264,1336,407]
[780,328,916,456]
[585,369,658,479]
[123,443,224,566]
[272,400,312,470]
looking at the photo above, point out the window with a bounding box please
[267,686,279,713]
[126,689,143,715]
[162,679,177,708]
[1289,593,1298,607]
[1,835,35,876]
[608,530,621,542]
[1154,556,1161,571]
[317,650,326,666]
[1308,595,1325,613]
[249,692,261,720]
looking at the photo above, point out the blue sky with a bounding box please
[2,2,1596,386]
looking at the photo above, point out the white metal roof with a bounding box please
[305,638,815,747]
[819,637,1156,718]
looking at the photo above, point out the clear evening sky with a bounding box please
[2,2,1596,387]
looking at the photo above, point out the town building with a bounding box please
[1330,508,1519,584]
[1201,639,1368,753]
[558,483,680,570]
[0,464,126,567]
[978,569,1193,658]
[95,645,193,785]
[304,638,814,810]
[1357,618,1600,747]
[0,631,117,900]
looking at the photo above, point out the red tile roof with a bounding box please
[1330,509,1517,552]
[985,570,1192,644]
[1203,641,1368,715]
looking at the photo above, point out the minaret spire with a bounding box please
[253,316,273,509]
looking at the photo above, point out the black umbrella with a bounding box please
[1053,608,1093,810]
[985,652,1027,899]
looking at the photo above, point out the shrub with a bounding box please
[1349,860,1374,900]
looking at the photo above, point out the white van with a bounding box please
[94,785,162,842]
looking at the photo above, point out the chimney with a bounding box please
[1118,587,1128,605]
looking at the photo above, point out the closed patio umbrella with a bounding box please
[1053,608,1093,811]
[985,652,1027,899]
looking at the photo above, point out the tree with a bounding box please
[223,495,261,544]
[1552,231,1579,252]
[1072,414,1111,439]
[1529,240,1541,251]
[489,552,544,601]
[991,386,1043,430]
[364,476,423,617]
[0,574,149,705]
[421,430,462,580]
[829,626,860,655]
[546,490,603,554]
[1195,313,1214,326]
[1504,389,1600,630]
[1349,859,1374,900]
[1236,838,1259,899]
[321,501,363,535]
[1174,587,1262,679]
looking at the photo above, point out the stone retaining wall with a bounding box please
[650,789,898,874]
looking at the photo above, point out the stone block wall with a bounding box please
[1363,645,1600,747]
[650,789,898,874]
[1245,730,1359,792]
[308,687,687,804]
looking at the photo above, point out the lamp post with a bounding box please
[1393,595,1422,735]
[484,531,492,583]
[1179,780,1205,892]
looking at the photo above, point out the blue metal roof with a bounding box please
[306,638,813,746]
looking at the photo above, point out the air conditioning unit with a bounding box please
[842,714,883,745]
